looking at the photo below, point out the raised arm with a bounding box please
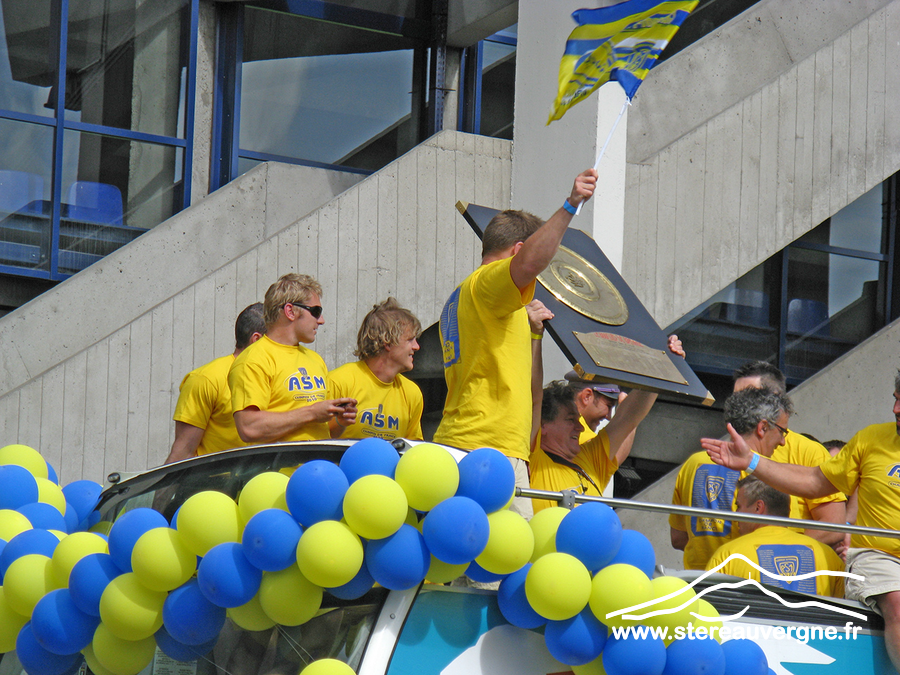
[605,390,657,465]
[509,170,597,290]
[703,423,839,499]
[527,300,554,449]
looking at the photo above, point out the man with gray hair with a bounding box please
[704,370,900,671]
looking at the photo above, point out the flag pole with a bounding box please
[575,97,631,215]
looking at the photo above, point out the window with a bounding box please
[0,0,196,281]
[669,175,899,402]
[459,25,516,139]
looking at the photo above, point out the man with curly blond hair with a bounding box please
[327,298,424,440]
[229,273,357,443]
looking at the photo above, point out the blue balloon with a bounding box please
[422,496,489,565]
[556,502,622,571]
[78,512,102,532]
[45,462,59,485]
[464,560,506,583]
[663,637,726,675]
[455,447,515,513]
[155,625,219,663]
[545,607,608,666]
[163,579,226,646]
[0,529,60,580]
[339,437,400,483]
[0,464,38,510]
[285,460,349,527]
[17,503,67,532]
[328,557,375,600]
[30,589,99,656]
[68,553,122,617]
[497,564,545,629]
[197,542,262,608]
[242,508,302,571]
[61,481,103,523]
[366,524,430,590]
[608,529,656,578]
[62,505,79,534]
[603,632,667,675]
[107,507,168,572]
[15,622,82,675]
[722,639,767,675]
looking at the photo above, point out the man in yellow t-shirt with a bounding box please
[229,274,357,444]
[706,476,845,598]
[702,372,900,671]
[165,303,266,463]
[328,298,424,441]
[434,169,598,519]
[529,381,656,513]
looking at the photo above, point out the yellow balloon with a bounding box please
[49,530,67,541]
[524,552,591,621]
[52,531,109,587]
[0,508,32,541]
[425,555,468,584]
[0,444,48,479]
[475,509,534,574]
[0,586,28,652]
[238,472,289,523]
[177,490,242,556]
[99,572,166,640]
[131,527,197,592]
[36,477,67,514]
[91,622,156,675]
[572,653,609,675]
[4,553,56,616]
[342,475,408,540]
[259,566,323,626]
[646,576,699,644]
[528,507,568,562]
[589,563,652,629]
[296,520,363,588]
[692,598,723,642]
[394,443,460,512]
[227,594,276,632]
[82,642,120,675]
[299,658,356,675]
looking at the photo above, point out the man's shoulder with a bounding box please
[183,354,233,389]
[328,360,365,380]
[784,430,829,462]
[678,450,716,474]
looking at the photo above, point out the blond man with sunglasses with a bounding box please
[229,273,357,444]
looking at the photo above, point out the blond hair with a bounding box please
[355,298,422,360]
[263,274,323,327]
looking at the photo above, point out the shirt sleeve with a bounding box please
[406,384,425,441]
[669,461,689,531]
[820,431,863,496]
[470,257,536,317]
[173,372,217,429]
[228,355,271,413]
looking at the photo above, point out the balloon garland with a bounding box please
[0,440,769,675]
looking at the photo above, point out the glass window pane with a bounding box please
[239,8,421,171]
[60,129,183,274]
[799,182,884,254]
[0,0,56,118]
[784,247,884,380]
[479,42,514,140]
[0,118,54,273]
[66,0,189,137]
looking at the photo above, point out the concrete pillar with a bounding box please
[512,0,627,270]
[190,0,217,203]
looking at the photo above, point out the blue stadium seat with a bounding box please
[65,181,124,225]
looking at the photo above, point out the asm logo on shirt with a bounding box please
[287,368,325,391]
[888,464,900,478]
[360,404,400,432]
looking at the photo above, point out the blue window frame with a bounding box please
[0,0,198,282]
[668,173,900,402]
[459,25,516,139]
[211,0,433,191]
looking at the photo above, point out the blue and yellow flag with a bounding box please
[549,0,698,123]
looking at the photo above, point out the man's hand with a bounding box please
[702,423,753,471]
[667,334,686,359]
[568,169,598,207]
[309,398,357,426]
[526,300,554,335]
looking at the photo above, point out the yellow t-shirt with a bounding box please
[706,525,845,598]
[772,430,846,522]
[529,429,618,514]
[578,417,597,445]
[670,451,742,570]
[433,257,535,461]
[820,422,900,558]
[327,361,424,440]
[228,335,329,442]
[173,354,243,456]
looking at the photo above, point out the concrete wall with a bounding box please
[621,0,900,328]
[0,131,509,484]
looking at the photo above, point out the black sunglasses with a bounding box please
[285,302,323,319]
